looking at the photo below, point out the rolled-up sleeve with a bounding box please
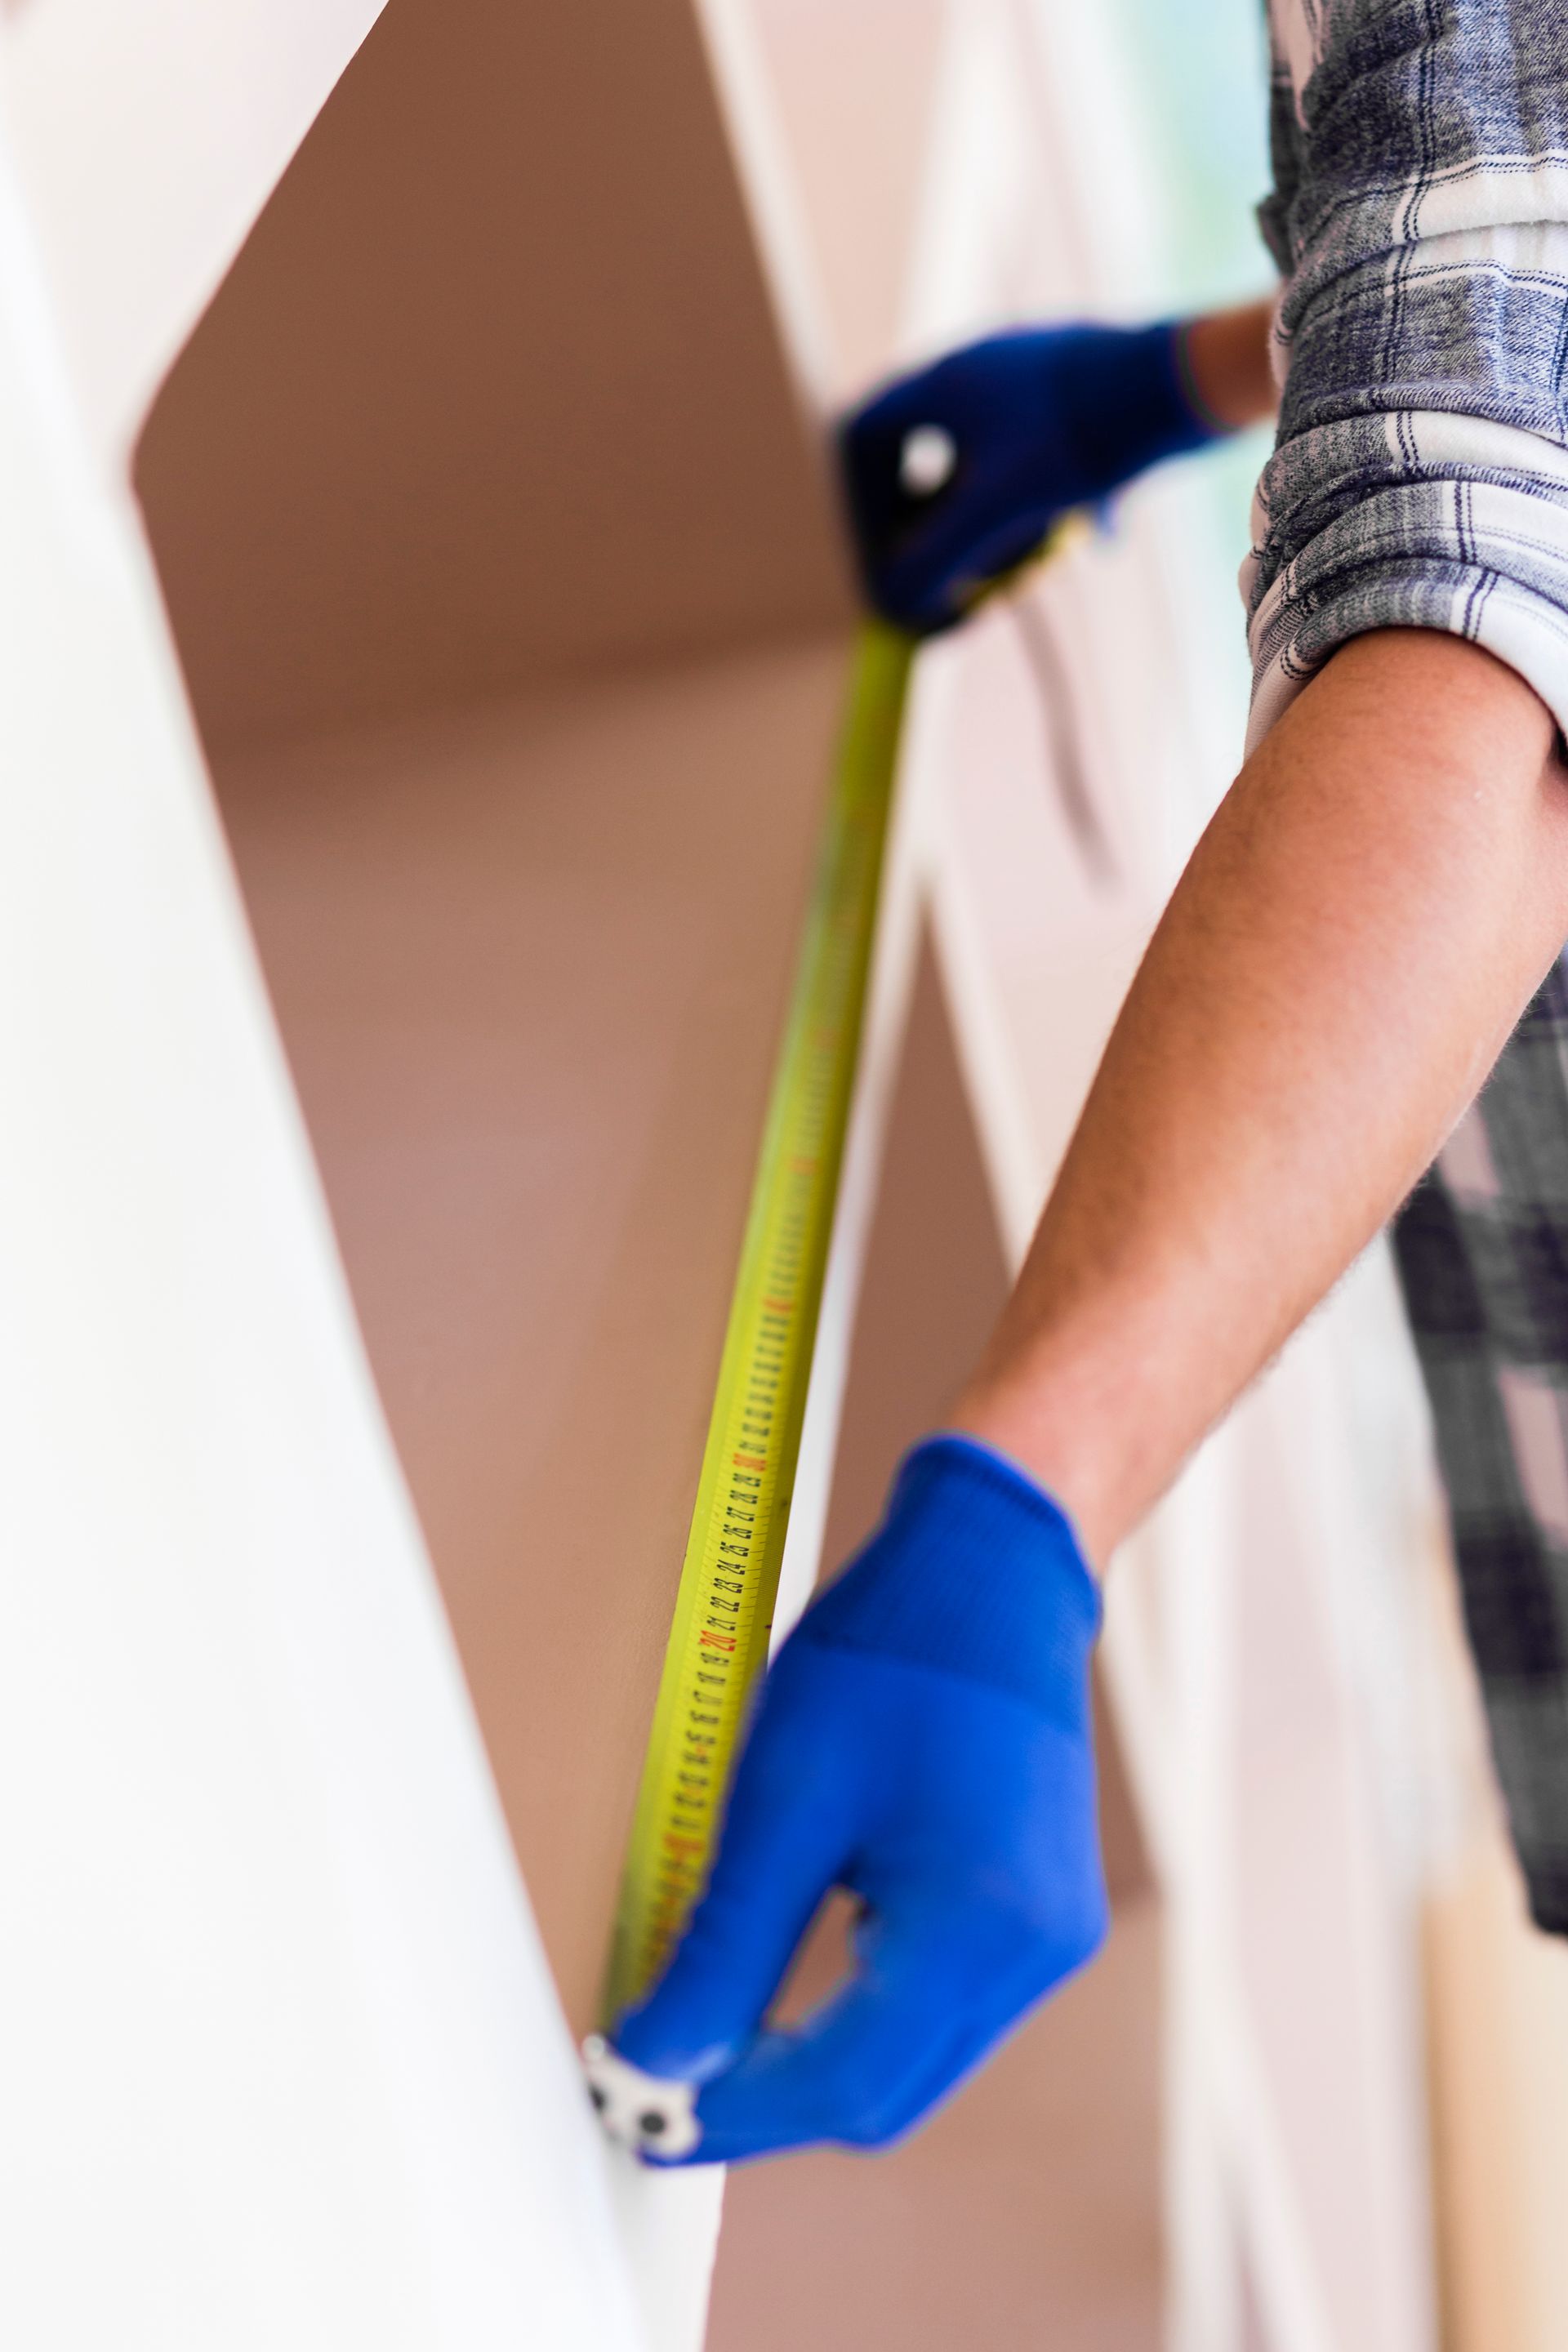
[1245,0,1568,750]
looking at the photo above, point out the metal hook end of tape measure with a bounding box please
[581,2035,702,2162]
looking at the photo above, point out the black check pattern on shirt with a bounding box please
[1254,0,1568,1929]
[1394,960,1568,1934]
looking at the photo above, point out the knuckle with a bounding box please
[998,1882,1108,1998]
[826,2055,913,2151]
[840,2074,925,2151]
[843,2112,902,2152]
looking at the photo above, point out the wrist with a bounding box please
[800,1433,1101,1722]
[947,1370,1121,1572]
[1054,318,1227,502]
[1176,296,1278,434]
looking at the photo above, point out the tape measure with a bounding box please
[601,621,913,2026]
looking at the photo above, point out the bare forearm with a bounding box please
[1181,296,1276,432]
[953,630,1568,1561]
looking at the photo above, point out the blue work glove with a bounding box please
[608,1433,1106,2164]
[840,319,1223,635]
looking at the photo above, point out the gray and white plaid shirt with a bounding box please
[1250,0,1568,1929]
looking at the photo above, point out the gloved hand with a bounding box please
[608,1432,1107,2164]
[840,319,1222,635]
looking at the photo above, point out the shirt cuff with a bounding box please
[1244,437,1568,753]
[1243,227,1568,752]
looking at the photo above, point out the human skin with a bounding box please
[951,623,1568,1563]
[945,292,1568,1560]
[1181,295,1278,432]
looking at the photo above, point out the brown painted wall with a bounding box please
[213,643,851,2031]
[135,0,851,755]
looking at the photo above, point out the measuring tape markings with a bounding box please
[603,621,913,2025]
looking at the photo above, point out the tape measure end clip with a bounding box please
[581,2033,703,2162]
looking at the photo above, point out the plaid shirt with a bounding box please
[1251,0,1568,1929]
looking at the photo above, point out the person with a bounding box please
[608,0,1568,2163]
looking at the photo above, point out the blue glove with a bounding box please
[609,1433,1106,2164]
[840,319,1222,635]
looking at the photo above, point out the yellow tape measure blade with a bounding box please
[604,622,912,2024]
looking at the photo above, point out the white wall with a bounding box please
[0,97,644,2352]
[2,0,387,455]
